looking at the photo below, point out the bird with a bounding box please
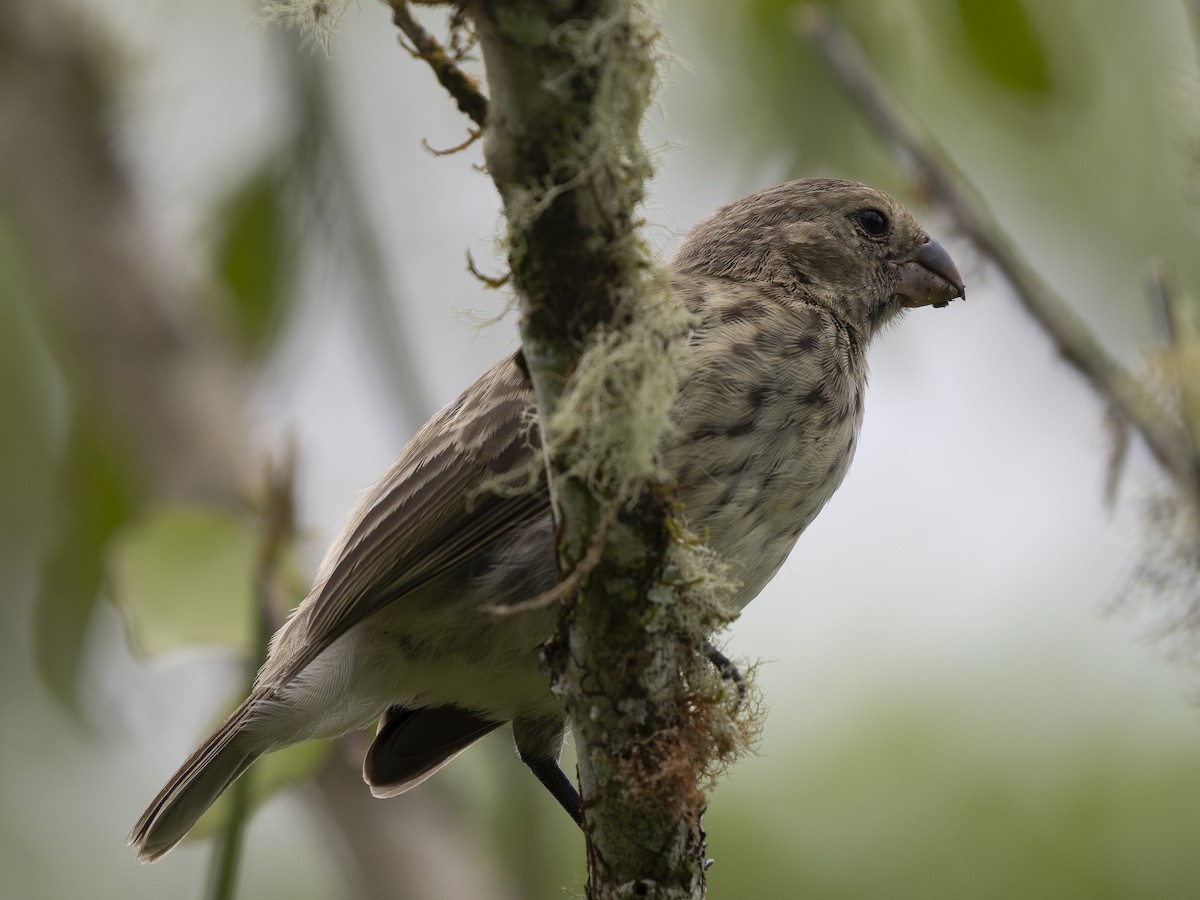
[129,177,964,862]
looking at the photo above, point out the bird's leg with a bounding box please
[703,640,746,708]
[518,648,741,830]
[520,752,583,826]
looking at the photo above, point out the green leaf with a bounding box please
[956,0,1052,94]
[0,197,136,709]
[35,414,139,706]
[212,164,294,357]
[0,200,101,709]
[112,504,323,840]
[110,506,261,658]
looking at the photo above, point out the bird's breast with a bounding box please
[668,298,867,607]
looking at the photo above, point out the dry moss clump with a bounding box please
[546,270,692,500]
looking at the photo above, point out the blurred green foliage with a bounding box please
[35,414,139,706]
[736,0,900,189]
[112,506,268,658]
[705,704,1200,899]
[213,162,296,358]
[107,504,331,845]
[733,0,1076,182]
[955,0,1052,94]
[0,209,64,539]
[0,201,140,706]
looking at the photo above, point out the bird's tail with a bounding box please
[128,690,271,863]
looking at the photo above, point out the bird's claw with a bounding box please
[703,641,746,708]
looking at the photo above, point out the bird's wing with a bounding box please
[277,352,549,683]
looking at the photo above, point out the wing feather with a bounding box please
[277,353,549,683]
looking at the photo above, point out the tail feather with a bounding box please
[364,704,500,798]
[129,691,270,863]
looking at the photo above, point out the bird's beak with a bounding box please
[891,234,965,309]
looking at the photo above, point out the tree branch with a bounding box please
[463,1,710,896]
[390,1,488,128]
[800,6,1200,505]
[206,449,298,900]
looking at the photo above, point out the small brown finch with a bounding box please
[130,178,963,861]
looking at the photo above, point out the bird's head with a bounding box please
[671,178,965,334]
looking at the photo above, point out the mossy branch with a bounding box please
[389,1,489,128]
[465,1,714,896]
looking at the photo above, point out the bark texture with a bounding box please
[471,2,710,896]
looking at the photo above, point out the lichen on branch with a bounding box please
[470,2,721,896]
[255,1,352,52]
[544,270,691,500]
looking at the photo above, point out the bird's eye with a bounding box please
[853,208,889,237]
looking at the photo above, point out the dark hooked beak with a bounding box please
[892,234,965,309]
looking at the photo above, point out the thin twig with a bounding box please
[466,249,510,289]
[421,128,482,156]
[485,502,619,617]
[254,445,299,627]
[389,1,489,128]
[799,6,1200,498]
[1102,403,1130,509]
[1149,263,1181,346]
[205,448,297,900]
[205,768,249,900]
[1149,264,1200,459]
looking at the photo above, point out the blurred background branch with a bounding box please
[802,6,1200,507]
[205,449,297,900]
[802,3,1200,660]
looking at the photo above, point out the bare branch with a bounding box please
[1149,264,1200,457]
[465,249,510,288]
[206,448,298,900]
[421,128,482,156]
[390,1,489,128]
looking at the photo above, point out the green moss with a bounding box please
[546,269,692,500]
